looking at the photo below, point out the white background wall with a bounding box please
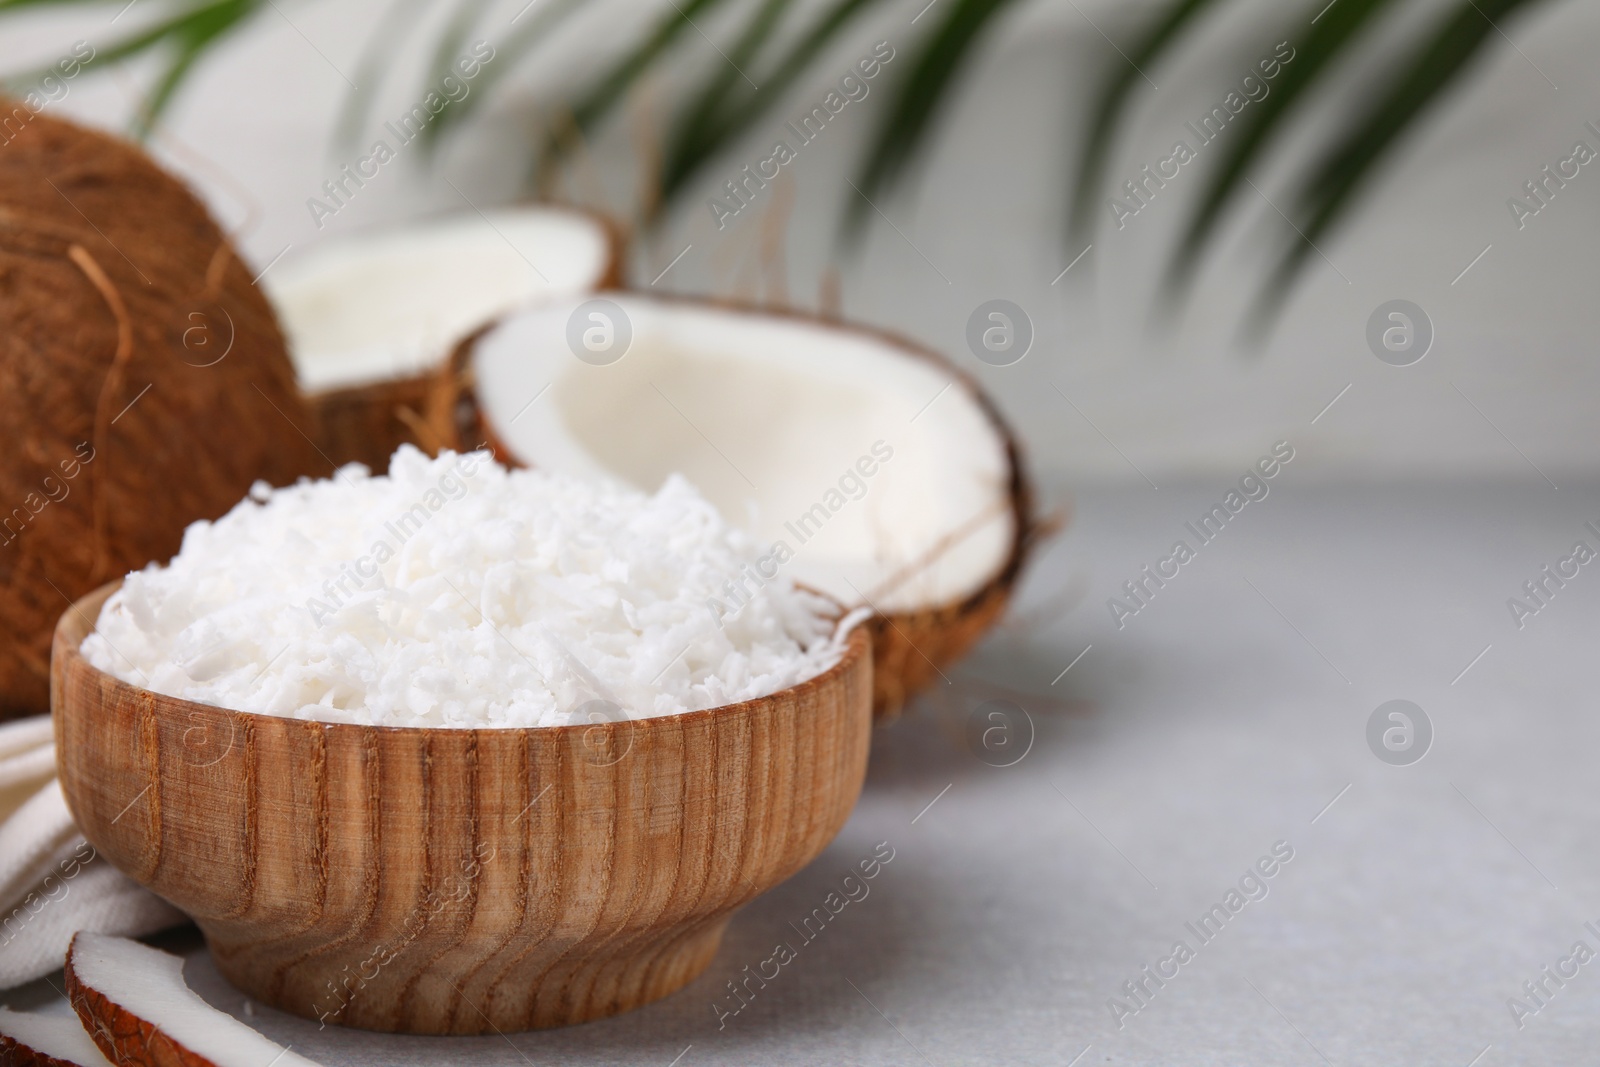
[6,0,1598,486]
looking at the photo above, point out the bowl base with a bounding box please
[204,915,731,1035]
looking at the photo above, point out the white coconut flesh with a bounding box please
[472,296,1016,615]
[67,934,321,1067]
[0,1005,112,1066]
[266,207,612,392]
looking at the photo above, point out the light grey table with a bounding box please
[15,480,1600,1065]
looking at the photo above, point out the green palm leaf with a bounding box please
[845,0,1020,234]
[333,0,434,147]
[656,0,884,206]
[1162,0,1403,298]
[1250,0,1555,330]
[132,0,252,136]
[414,0,496,150]
[0,0,1569,326]
[546,0,734,166]
[0,0,113,10]
[415,0,586,145]
[4,0,266,131]
[1068,0,1231,241]
[656,0,793,203]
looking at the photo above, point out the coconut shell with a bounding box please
[421,298,1040,720]
[862,446,1034,716]
[0,106,321,719]
[304,373,435,474]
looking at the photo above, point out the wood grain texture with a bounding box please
[52,583,872,1035]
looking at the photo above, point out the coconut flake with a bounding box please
[83,447,845,728]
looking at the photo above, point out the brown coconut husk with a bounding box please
[302,209,629,474]
[421,295,1041,720]
[0,105,321,719]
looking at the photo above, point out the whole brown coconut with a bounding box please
[0,106,321,718]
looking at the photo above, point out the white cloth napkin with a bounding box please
[0,716,187,989]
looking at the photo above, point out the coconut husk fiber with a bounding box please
[0,105,321,718]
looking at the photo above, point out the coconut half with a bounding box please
[0,1005,112,1067]
[265,207,621,472]
[427,294,1035,716]
[64,934,321,1067]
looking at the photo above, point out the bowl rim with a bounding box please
[55,579,872,741]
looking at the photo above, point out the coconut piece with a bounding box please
[265,207,621,472]
[0,1005,112,1067]
[65,934,320,1067]
[0,106,321,720]
[427,294,1036,717]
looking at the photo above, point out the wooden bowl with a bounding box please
[51,582,872,1035]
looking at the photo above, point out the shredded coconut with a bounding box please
[82,446,847,728]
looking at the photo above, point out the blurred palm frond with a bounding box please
[0,0,1563,325]
[1251,0,1555,323]
[843,0,1021,235]
[658,0,885,208]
